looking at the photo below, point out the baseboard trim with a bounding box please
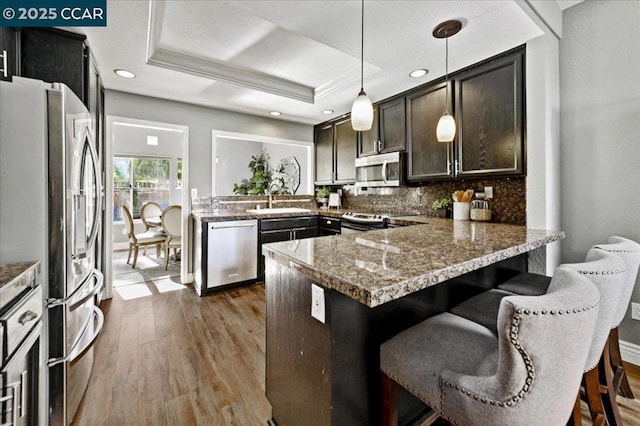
[620,339,640,367]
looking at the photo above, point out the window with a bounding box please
[113,156,170,221]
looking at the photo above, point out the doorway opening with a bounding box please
[104,116,189,300]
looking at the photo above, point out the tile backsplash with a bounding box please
[342,177,526,225]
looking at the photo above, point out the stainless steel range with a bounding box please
[341,212,389,233]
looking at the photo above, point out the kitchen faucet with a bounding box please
[268,182,280,208]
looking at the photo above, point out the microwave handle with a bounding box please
[382,160,388,185]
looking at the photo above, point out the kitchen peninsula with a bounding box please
[262,219,564,425]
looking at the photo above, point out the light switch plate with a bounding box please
[191,188,198,197]
[311,283,325,323]
[632,302,640,320]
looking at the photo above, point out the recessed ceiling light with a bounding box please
[322,110,334,115]
[114,69,136,79]
[269,111,281,116]
[409,69,429,78]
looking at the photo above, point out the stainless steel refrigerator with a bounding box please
[0,77,104,425]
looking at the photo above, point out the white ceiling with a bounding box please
[71,0,576,125]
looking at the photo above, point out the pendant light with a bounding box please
[433,20,462,143]
[351,0,373,131]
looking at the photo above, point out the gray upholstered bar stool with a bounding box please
[450,249,627,425]
[496,235,640,402]
[594,236,640,424]
[380,266,600,426]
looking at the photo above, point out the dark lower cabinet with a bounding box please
[406,81,454,181]
[455,50,525,177]
[318,216,340,236]
[259,216,319,277]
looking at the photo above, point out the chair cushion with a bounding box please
[450,289,513,335]
[380,312,498,409]
[497,272,552,296]
[135,231,166,244]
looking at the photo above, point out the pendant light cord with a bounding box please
[444,30,449,113]
[360,0,364,92]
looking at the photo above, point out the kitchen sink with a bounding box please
[246,207,312,214]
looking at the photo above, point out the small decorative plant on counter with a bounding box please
[432,197,453,218]
[316,186,331,209]
[233,151,272,195]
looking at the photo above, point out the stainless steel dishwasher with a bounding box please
[207,219,258,288]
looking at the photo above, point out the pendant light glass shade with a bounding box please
[351,89,373,131]
[436,112,456,142]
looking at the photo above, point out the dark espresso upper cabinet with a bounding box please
[21,28,87,105]
[315,123,334,184]
[455,51,525,177]
[378,97,406,153]
[357,96,405,157]
[357,107,379,157]
[406,81,454,181]
[0,28,19,82]
[333,117,357,183]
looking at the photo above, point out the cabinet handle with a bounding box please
[20,371,27,417]
[455,160,459,175]
[377,140,382,153]
[326,220,332,225]
[18,310,38,325]
[1,50,7,78]
[447,160,451,175]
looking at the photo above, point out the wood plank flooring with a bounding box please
[73,280,640,425]
[73,279,271,425]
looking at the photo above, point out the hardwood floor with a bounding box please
[73,279,271,425]
[73,280,640,425]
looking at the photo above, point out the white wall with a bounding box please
[105,90,313,197]
[560,1,640,344]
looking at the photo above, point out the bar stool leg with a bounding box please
[600,339,624,426]
[583,369,607,426]
[566,392,582,426]
[609,327,635,398]
[382,373,398,426]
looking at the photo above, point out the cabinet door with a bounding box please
[455,52,524,177]
[379,97,406,152]
[334,117,357,183]
[315,124,334,184]
[357,107,379,157]
[406,82,454,181]
[0,27,19,82]
[20,28,87,104]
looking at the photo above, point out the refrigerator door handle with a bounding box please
[47,306,104,367]
[46,269,103,309]
[83,129,102,252]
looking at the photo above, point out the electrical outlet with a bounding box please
[484,186,494,199]
[311,283,325,323]
[632,302,640,320]
[190,188,198,197]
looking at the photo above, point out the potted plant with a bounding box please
[432,197,453,218]
[316,186,331,209]
[233,151,272,195]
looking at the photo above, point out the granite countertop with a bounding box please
[262,218,564,307]
[0,261,40,311]
[192,208,348,221]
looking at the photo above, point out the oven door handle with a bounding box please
[47,306,104,367]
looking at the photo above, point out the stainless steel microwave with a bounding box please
[354,152,404,187]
